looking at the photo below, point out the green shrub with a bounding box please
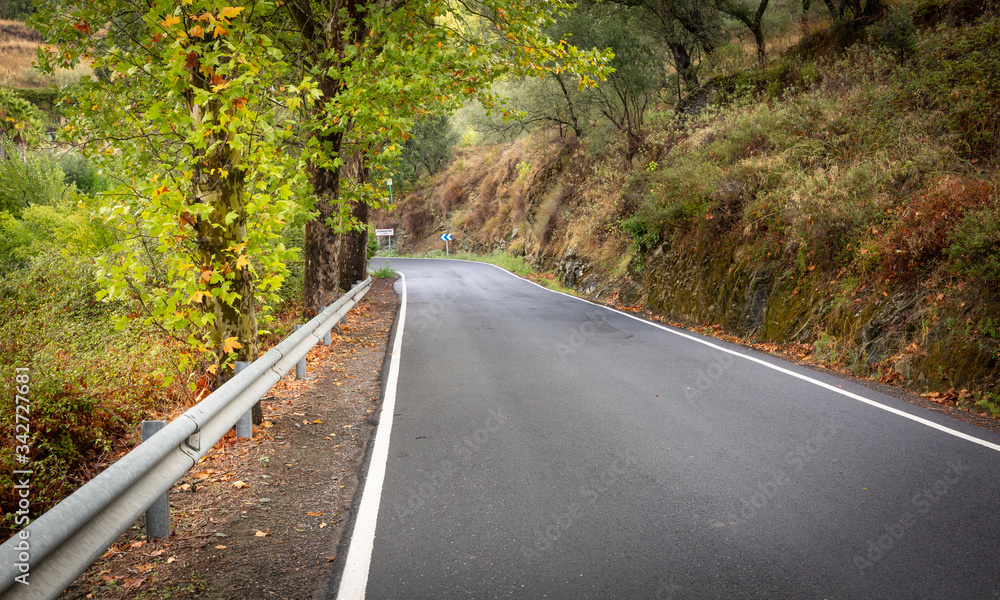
[619,214,662,256]
[370,264,397,278]
[0,137,65,218]
[0,200,115,265]
[367,231,380,258]
[646,157,724,236]
[947,203,1000,283]
[57,152,106,194]
[759,56,820,99]
[0,251,183,539]
[900,19,1000,160]
[0,210,33,265]
[876,6,918,64]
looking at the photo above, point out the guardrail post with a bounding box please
[322,306,332,346]
[294,324,307,379]
[141,420,170,540]
[234,361,253,439]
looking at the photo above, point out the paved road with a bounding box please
[333,257,1000,599]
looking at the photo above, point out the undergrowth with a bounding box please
[0,253,186,540]
[624,11,999,293]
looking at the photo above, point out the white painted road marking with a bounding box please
[336,272,407,599]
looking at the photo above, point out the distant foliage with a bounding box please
[0,88,46,148]
[0,0,34,19]
[0,201,116,265]
[0,136,64,218]
[57,152,106,194]
[396,115,459,187]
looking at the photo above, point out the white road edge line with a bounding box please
[336,272,407,599]
[388,257,1000,454]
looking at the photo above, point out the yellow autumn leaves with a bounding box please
[160,6,246,39]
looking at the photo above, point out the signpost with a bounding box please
[386,178,393,205]
[375,228,394,253]
[440,232,453,255]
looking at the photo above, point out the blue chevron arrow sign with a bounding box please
[440,233,453,241]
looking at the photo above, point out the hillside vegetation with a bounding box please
[381,0,1000,412]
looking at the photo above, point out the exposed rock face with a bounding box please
[637,235,1000,396]
[557,248,587,286]
[555,248,606,296]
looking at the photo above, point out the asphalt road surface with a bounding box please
[333,257,1000,600]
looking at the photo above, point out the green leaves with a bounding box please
[35,0,305,372]
[34,0,611,371]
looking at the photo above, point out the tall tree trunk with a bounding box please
[187,48,261,422]
[668,41,698,91]
[554,73,583,137]
[338,150,370,288]
[292,0,372,314]
[752,22,767,63]
[752,0,770,63]
[304,127,343,315]
[716,0,770,64]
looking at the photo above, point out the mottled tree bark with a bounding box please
[303,127,344,315]
[338,150,370,289]
[187,42,261,422]
[291,0,372,314]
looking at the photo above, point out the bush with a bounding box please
[0,199,115,265]
[876,6,918,64]
[620,214,662,256]
[0,251,183,539]
[900,19,1000,160]
[0,136,65,218]
[57,152,106,194]
[370,264,396,278]
[948,201,1000,283]
[646,156,724,236]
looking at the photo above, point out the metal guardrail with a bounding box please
[0,278,372,600]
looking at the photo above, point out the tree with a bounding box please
[282,0,611,313]
[0,0,34,20]
[612,0,722,90]
[714,0,771,63]
[395,114,460,185]
[35,0,303,406]
[468,75,588,140]
[566,3,665,156]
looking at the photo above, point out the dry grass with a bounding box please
[0,19,91,88]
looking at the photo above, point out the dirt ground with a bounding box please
[59,278,399,600]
